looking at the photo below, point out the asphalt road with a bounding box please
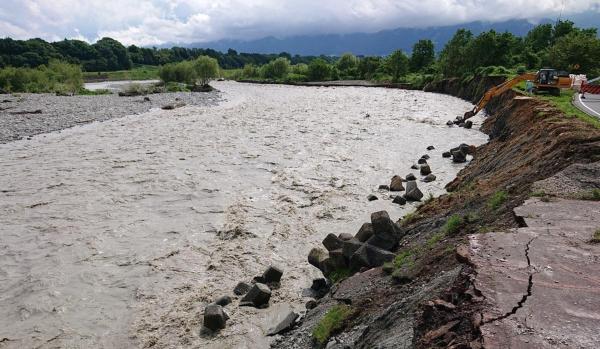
[573,91,600,119]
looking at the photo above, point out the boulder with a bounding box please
[342,238,363,259]
[410,164,419,170]
[392,196,407,205]
[378,184,390,190]
[421,154,430,160]
[464,120,473,129]
[308,247,328,269]
[161,101,186,110]
[366,234,398,251]
[322,233,344,251]
[442,151,451,158]
[420,164,432,176]
[451,150,466,163]
[417,158,427,165]
[370,211,396,236]
[233,282,252,296]
[338,233,354,241]
[367,194,378,201]
[203,304,228,331]
[311,278,328,291]
[240,283,271,307]
[458,122,465,127]
[427,145,435,150]
[349,244,395,270]
[405,173,416,181]
[423,174,437,183]
[355,223,374,242]
[143,96,151,102]
[267,311,299,336]
[404,181,424,201]
[306,299,318,309]
[262,266,284,283]
[328,249,347,269]
[214,295,232,306]
[446,120,454,126]
[390,176,404,191]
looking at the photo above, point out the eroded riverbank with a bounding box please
[0,82,487,348]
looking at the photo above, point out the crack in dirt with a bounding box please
[484,237,536,324]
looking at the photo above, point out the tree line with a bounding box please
[0,37,331,72]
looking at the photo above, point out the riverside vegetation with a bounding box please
[1,20,598,94]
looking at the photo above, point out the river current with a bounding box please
[0,81,487,348]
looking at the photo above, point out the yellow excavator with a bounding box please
[463,68,572,119]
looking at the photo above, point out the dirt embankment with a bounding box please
[275,76,600,348]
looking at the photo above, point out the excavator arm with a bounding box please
[464,73,536,119]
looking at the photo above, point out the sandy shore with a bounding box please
[0,91,221,143]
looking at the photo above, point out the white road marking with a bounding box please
[577,94,600,118]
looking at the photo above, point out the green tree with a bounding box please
[439,29,473,77]
[525,23,553,51]
[242,63,259,78]
[92,37,132,71]
[410,39,435,72]
[261,57,290,79]
[193,56,219,86]
[547,31,600,74]
[357,56,382,80]
[307,58,331,81]
[336,53,358,78]
[385,50,409,82]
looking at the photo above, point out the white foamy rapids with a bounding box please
[0,81,487,348]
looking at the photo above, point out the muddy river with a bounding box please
[0,82,487,348]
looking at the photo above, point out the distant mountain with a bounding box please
[183,19,544,56]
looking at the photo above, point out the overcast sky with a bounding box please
[1,0,599,46]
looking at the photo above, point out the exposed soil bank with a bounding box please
[275,76,600,348]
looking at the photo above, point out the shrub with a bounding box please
[592,229,600,243]
[193,56,219,86]
[0,60,83,93]
[312,305,353,344]
[443,215,463,235]
[307,58,331,81]
[328,267,351,283]
[426,231,446,248]
[261,57,290,80]
[242,64,259,78]
[488,190,508,210]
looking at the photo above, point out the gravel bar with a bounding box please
[0,91,221,143]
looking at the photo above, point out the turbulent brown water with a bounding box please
[0,82,487,348]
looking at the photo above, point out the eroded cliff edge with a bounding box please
[274,76,600,349]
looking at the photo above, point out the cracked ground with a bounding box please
[468,198,600,348]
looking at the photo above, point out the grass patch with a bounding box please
[443,215,463,235]
[401,211,420,226]
[538,89,600,129]
[83,65,159,82]
[530,190,546,197]
[426,231,446,248]
[312,305,353,345]
[488,190,508,210]
[591,229,600,243]
[328,268,351,284]
[77,88,112,95]
[578,188,600,201]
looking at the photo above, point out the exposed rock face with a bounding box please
[203,304,228,331]
[262,266,284,283]
[308,247,328,269]
[392,196,406,205]
[214,295,232,306]
[349,244,395,270]
[404,181,424,201]
[423,174,437,183]
[233,282,252,296]
[267,311,299,336]
[322,233,344,252]
[451,150,466,163]
[240,283,271,307]
[390,176,405,191]
[355,223,374,242]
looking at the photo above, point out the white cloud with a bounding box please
[0,0,598,45]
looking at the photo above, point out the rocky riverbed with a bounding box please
[0,81,488,348]
[0,89,221,143]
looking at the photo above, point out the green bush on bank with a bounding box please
[158,55,219,87]
[0,60,83,93]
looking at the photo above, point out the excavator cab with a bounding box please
[533,69,571,96]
